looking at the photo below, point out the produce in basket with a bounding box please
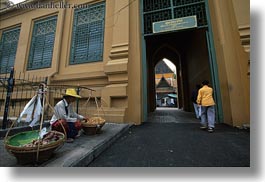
[84,117,105,125]
[22,131,63,147]
[5,130,65,164]
[82,117,105,135]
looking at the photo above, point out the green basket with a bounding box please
[5,130,65,165]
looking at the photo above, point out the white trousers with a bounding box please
[193,103,201,119]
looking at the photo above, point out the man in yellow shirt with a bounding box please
[196,80,215,133]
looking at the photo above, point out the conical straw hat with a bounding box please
[62,88,81,98]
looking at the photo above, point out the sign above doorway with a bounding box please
[152,15,197,34]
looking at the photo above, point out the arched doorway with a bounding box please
[150,45,183,112]
[155,59,177,108]
[140,0,223,123]
[145,29,211,114]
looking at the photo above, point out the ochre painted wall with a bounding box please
[0,0,250,127]
[208,0,250,126]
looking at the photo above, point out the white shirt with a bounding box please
[50,99,84,125]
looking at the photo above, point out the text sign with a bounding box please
[153,16,197,34]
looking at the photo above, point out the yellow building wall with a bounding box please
[155,73,176,88]
[232,0,250,26]
[232,0,250,76]
[0,0,250,127]
[208,0,250,126]
[0,0,130,123]
[155,73,174,80]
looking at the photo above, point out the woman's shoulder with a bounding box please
[55,100,64,107]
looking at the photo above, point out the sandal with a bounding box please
[66,138,74,143]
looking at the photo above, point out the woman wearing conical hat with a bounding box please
[50,88,85,143]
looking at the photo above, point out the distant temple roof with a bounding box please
[155,60,174,74]
[156,76,172,89]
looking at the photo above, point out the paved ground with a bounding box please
[88,108,250,167]
[0,123,130,167]
[0,108,250,167]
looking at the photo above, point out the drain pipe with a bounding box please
[46,0,66,107]
[48,0,67,83]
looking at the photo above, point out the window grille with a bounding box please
[143,0,171,12]
[70,2,105,65]
[143,0,207,35]
[28,16,57,70]
[0,27,20,74]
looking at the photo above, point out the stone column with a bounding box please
[208,0,250,126]
[102,0,130,122]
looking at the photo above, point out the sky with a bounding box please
[163,58,176,74]
[10,0,25,4]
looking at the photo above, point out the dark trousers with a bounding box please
[67,122,78,139]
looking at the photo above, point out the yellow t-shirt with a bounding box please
[197,85,215,106]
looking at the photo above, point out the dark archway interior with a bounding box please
[145,28,212,113]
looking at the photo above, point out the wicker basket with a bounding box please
[81,117,105,135]
[4,130,65,165]
[82,123,105,135]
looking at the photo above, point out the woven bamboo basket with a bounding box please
[81,117,105,135]
[4,130,65,165]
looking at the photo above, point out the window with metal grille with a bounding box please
[27,16,57,70]
[70,2,105,65]
[143,0,207,35]
[0,27,20,74]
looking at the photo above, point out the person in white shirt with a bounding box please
[50,88,85,142]
[191,84,201,119]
